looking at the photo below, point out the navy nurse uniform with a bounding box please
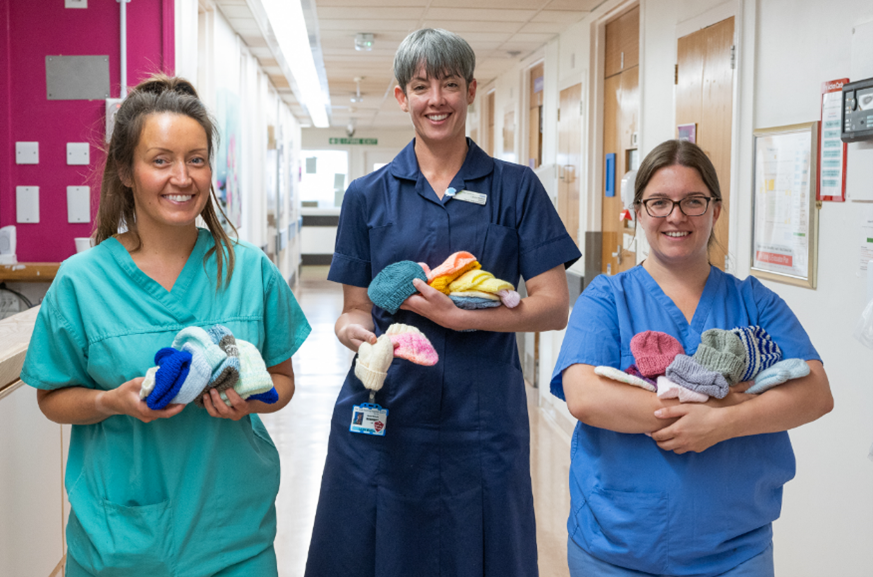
[305,139,581,577]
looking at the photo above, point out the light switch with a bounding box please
[67,142,90,165]
[15,142,39,165]
[16,187,39,223]
[67,186,91,223]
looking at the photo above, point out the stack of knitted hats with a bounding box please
[366,251,521,315]
[139,325,278,410]
[594,326,809,403]
[354,323,439,395]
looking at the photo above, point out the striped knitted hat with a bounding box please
[731,326,783,382]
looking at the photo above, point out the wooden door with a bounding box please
[486,91,495,156]
[676,17,734,270]
[557,83,582,246]
[528,62,544,169]
[600,5,639,275]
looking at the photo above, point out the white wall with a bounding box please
[480,0,873,575]
[301,127,414,185]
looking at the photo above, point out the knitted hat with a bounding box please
[497,289,521,308]
[731,326,783,381]
[666,354,729,399]
[207,324,240,357]
[448,295,503,310]
[447,269,514,294]
[147,348,192,410]
[170,344,213,405]
[220,340,273,406]
[594,365,656,392]
[746,358,810,394]
[206,324,233,345]
[248,387,279,404]
[172,327,227,370]
[693,329,747,385]
[448,290,500,301]
[386,323,439,366]
[368,261,428,314]
[630,331,685,378]
[354,334,394,391]
[656,376,709,403]
[139,366,159,400]
[427,252,482,293]
[624,364,658,389]
[210,356,241,391]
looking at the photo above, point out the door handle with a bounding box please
[611,244,622,265]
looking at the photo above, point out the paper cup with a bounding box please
[74,237,92,253]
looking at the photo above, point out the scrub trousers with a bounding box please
[65,545,278,577]
[567,538,774,577]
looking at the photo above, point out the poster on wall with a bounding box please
[751,122,820,289]
[215,88,242,230]
[818,78,849,202]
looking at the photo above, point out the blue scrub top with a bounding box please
[551,265,820,577]
[21,229,310,576]
[305,139,581,577]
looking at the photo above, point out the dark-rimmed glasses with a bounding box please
[638,196,713,218]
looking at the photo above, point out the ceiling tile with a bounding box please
[424,7,536,22]
[544,0,603,10]
[420,20,522,34]
[319,19,418,32]
[517,22,570,34]
[217,5,253,19]
[430,0,549,9]
[318,0,428,6]
[317,7,425,20]
[532,9,589,23]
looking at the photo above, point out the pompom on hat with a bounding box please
[693,329,747,385]
[630,331,685,378]
[368,261,428,314]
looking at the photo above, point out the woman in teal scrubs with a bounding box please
[21,75,310,576]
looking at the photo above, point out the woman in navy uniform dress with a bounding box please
[304,28,581,577]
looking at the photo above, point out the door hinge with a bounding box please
[674,64,679,85]
[730,45,736,69]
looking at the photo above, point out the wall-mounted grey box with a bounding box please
[46,55,110,100]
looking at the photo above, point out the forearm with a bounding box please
[248,361,295,414]
[563,364,679,433]
[36,386,115,425]
[716,361,833,440]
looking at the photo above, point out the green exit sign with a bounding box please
[329,137,378,145]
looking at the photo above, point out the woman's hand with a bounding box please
[399,279,465,330]
[338,323,377,352]
[201,387,254,421]
[95,377,185,423]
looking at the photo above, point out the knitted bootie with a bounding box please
[354,334,394,391]
[693,329,747,385]
[731,326,783,382]
[656,376,709,403]
[594,365,657,392]
[746,358,810,394]
[666,354,729,399]
[386,324,439,366]
[368,261,428,314]
[630,331,686,378]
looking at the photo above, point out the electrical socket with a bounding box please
[0,292,21,319]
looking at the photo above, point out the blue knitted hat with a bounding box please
[249,387,279,404]
[448,295,503,310]
[368,261,428,314]
[170,344,213,405]
[731,326,783,382]
[206,324,233,345]
[147,347,192,410]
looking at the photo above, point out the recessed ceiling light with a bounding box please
[355,33,374,51]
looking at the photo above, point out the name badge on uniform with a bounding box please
[350,403,388,436]
[453,190,487,205]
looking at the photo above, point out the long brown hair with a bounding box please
[94,73,237,289]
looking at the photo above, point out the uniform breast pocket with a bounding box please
[480,223,519,280]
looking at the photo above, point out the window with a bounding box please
[300,149,349,207]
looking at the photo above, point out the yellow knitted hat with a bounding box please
[447,269,514,294]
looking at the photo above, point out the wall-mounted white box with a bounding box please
[16,187,39,223]
[67,186,90,223]
[66,143,89,165]
[65,0,87,7]
[15,142,39,165]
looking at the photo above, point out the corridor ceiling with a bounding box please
[215,0,604,129]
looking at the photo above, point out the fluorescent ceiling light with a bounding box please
[262,0,329,127]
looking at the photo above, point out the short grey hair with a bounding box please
[394,28,476,92]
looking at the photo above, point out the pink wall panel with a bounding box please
[0,0,173,263]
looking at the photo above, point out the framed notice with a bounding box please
[818,79,849,202]
[751,122,819,289]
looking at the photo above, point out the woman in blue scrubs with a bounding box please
[21,75,310,576]
[551,140,833,577]
[304,29,581,577]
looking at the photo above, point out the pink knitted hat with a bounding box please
[630,331,685,378]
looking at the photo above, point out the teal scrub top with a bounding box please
[21,228,311,576]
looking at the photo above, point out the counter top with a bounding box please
[0,306,39,396]
[0,263,60,282]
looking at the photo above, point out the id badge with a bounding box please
[350,403,388,436]
[453,189,487,205]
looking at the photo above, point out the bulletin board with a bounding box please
[751,122,820,289]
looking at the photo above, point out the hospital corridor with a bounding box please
[1,0,872,576]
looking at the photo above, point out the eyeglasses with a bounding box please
[638,196,713,218]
